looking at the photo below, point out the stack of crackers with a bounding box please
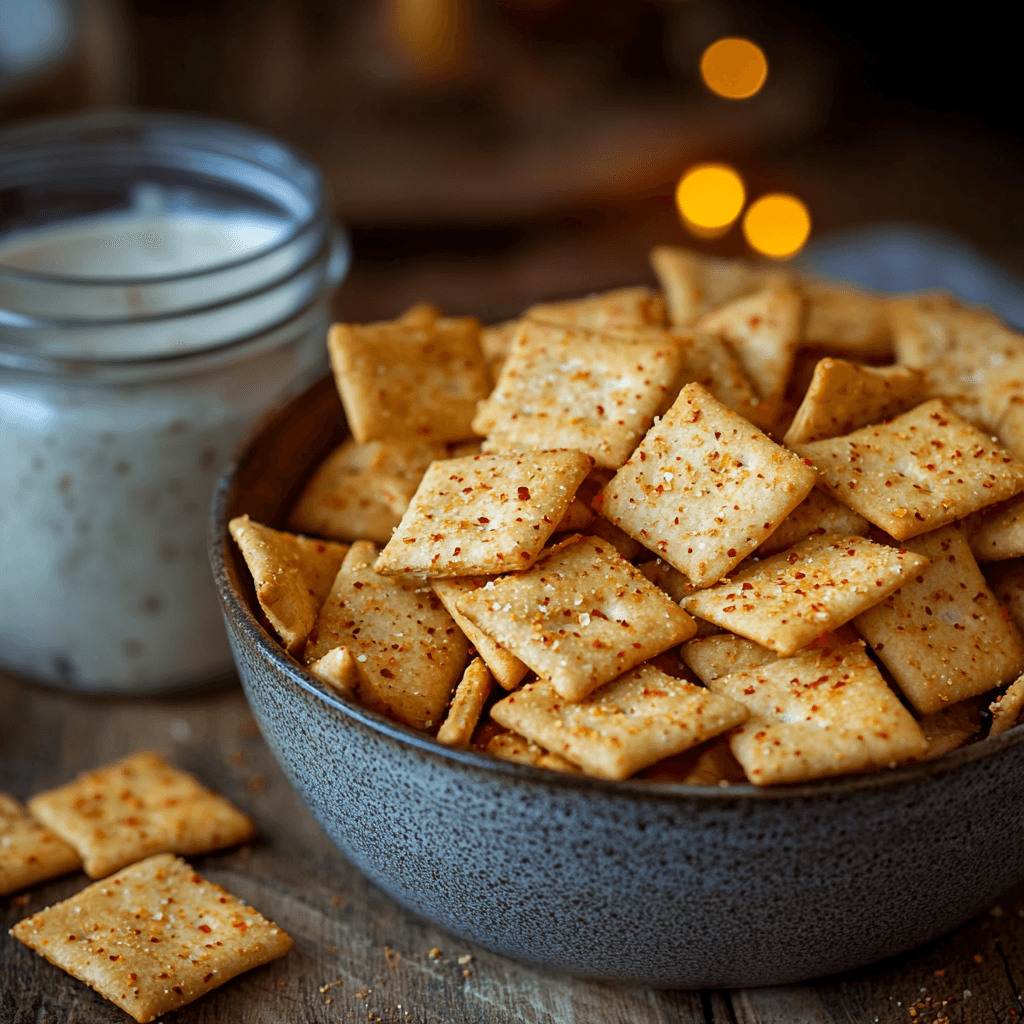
[4,752,291,1022]
[231,246,1024,788]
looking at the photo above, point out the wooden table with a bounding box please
[3,668,1023,1024]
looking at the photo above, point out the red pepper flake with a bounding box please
[199,924,211,933]
[518,486,531,500]
[233,921,249,933]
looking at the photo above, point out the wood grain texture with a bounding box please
[2,668,1023,1024]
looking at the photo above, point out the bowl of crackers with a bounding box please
[210,250,1024,989]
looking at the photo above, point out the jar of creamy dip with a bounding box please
[0,111,349,693]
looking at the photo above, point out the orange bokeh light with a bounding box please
[700,38,768,100]
[743,193,811,259]
[676,164,746,237]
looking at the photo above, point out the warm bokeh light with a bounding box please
[700,38,768,99]
[743,193,812,258]
[391,0,465,78]
[676,164,746,237]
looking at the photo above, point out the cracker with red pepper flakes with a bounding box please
[914,699,982,760]
[456,535,696,702]
[680,633,780,684]
[709,643,927,785]
[782,358,925,447]
[526,286,666,333]
[0,793,81,896]
[229,516,349,654]
[305,541,468,731]
[696,287,805,406]
[437,657,494,748]
[684,533,930,656]
[800,281,893,360]
[990,673,1024,735]
[10,853,292,1024]
[596,383,818,587]
[854,525,1024,714]
[491,665,748,781]
[472,320,682,469]
[374,450,593,578]
[27,753,255,880]
[963,492,1024,562]
[328,314,489,444]
[484,732,581,773]
[793,399,1024,541]
[755,488,870,557]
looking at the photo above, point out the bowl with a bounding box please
[209,374,1024,989]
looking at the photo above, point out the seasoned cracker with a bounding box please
[696,287,805,405]
[375,450,593,577]
[437,657,494,748]
[288,439,448,544]
[481,320,518,380]
[782,358,926,447]
[28,752,255,879]
[636,557,692,602]
[397,302,440,327]
[914,700,981,759]
[228,515,348,653]
[526,286,666,332]
[328,315,489,443]
[963,493,1024,562]
[793,399,1024,541]
[472,320,682,468]
[306,542,468,729]
[0,793,80,896]
[307,645,358,699]
[430,577,529,690]
[988,558,1024,633]
[680,633,778,684]
[990,673,1024,735]
[484,732,580,773]
[640,737,747,785]
[556,497,595,532]
[10,853,291,1023]
[755,488,869,557]
[586,514,644,561]
[456,535,696,701]
[684,533,930,656]
[854,525,1024,714]
[673,330,770,429]
[491,666,748,781]
[800,281,892,360]
[596,383,817,586]
[709,644,927,785]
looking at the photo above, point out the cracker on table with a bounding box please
[755,488,870,557]
[328,315,489,443]
[306,542,469,730]
[0,793,81,896]
[229,516,349,654]
[430,577,529,690]
[437,657,494,748]
[793,399,1024,541]
[695,287,805,405]
[27,752,256,880]
[526,286,666,332]
[491,666,748,781]
[10,853,291,1023]
[853,524,1024,714]
[374,450,593,577]
[709,643,927,785]
[287,438,448,545]
[915,699,981,760]
[307,645,358,700]
[472,320,682,469]
[684,533,931,656]
[596,383,818,587]
[456,535,696,701]
[963,493,1024,562]
[800,281,893,360]
[782,358,926,447]
[680,633,779,684]
[990,673,1024,735]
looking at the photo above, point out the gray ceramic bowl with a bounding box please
[209,376,1024,990]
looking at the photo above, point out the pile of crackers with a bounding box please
[230,245,1024,788]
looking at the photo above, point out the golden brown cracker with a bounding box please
[680,633,779,684]
[800,281,892,360]
[0,793,81,896]
[437,657,494,748]
[914,700,982,760]
[755,488,870,557]
[526,286,666,332]
[307,645,358,699]
[990,674,1024,735]
[963,493,1024,562]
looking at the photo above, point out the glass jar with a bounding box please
[0,111,349,693]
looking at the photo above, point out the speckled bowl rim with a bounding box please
[210,456,1024,808]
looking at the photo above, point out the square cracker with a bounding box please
[490,666,748,781]
[27,752,256,879]
[674,331,771,430]
[228,515,348,653]
[695,287,805,405]
[793,399,1024,541]
[305,541,469,730]
[10,853,291,1023]
[800,281,892,360]
[328,315,489,443]
[437,657,494,748]
[990,673,1024,735]
[755,488,869,557]
[596,383,818,587]
[526,286,666,332]
[471,320,682,469]
[915,699,981,760]
[430,577,529,690]
[963,493,1024,562]
[683,533,931,656]
[374,450,593,577]
[456,535,697,701]
[287,439,448,545]
[680,633,779,684]
[484,732,581,773]
[782,358,926,447]
[988,557,1024,634]
[853,525,1024,714]
[639,737,747,786]
[0,793,80,896]
[709,644,927,785]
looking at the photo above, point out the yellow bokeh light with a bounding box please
[743,193,811,259]
[676,164,745,236]
[700,38,768,99]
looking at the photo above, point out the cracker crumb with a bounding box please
[428,947,442,958]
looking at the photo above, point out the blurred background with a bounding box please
[2,0,1023,323]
